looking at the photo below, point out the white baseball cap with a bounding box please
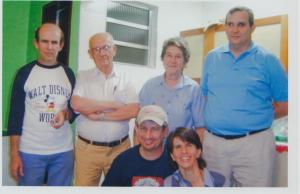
[137,105,168,126]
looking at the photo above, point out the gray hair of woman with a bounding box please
[160,37,190,65]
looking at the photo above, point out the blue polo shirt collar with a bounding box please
[222,42,257,54]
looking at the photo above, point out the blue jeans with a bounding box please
[19,150,74,186]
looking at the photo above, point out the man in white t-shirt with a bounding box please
[71,32,139,186]
[8,23,76,186]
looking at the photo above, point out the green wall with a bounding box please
[2,1,31,133]
[69,1,80,71]
[27,1,50,62]
[2,1,80,132]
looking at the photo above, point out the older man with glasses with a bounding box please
[71,32,139,186]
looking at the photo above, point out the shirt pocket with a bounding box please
[113,88,126,102]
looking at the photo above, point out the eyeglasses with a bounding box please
[91,45,112,54]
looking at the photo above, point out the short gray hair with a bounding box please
[225,6,255,27]
[160,37,190,65]
[89,32,115,49]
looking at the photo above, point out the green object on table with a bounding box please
[272,116,288,144]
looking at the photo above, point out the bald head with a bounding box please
[89,32,114,49]
[35,23,64,45]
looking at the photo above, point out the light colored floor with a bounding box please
[2,135,287,186]
[2,120,136,186]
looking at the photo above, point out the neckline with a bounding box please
[36,60,60,69]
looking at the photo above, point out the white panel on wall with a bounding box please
[184,35,204,79]
[215,24,281,58]
[253,24,281,57]
[77,1,108,71]
[215,31,228,48]
[201,0,289,27]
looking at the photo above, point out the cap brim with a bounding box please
[138,116,164,126]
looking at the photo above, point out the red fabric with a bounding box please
[276,145,288,153]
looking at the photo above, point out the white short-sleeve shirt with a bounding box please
[73,66,138,142]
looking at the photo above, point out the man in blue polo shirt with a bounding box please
[201,6,288,187]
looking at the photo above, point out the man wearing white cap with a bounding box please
[102,105,175,186]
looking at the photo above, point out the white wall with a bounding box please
[76,1,205,149]
[77,1,108,71]
[201,0,290,27]
[76,0,292,146]
[77,0,204,91]
[77,0,292,91]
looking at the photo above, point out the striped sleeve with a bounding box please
[62,65,78,123]
[7,62,35,135]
